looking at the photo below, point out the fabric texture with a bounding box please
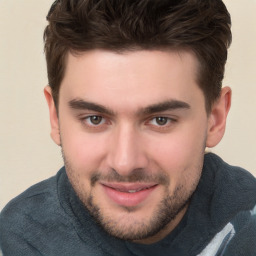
[1,153,256,256]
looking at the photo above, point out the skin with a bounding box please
[45,49,231,244]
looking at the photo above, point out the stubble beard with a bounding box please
[62,151,202,241]
[85,183,193,241]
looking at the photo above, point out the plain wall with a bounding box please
[0,0,255,210]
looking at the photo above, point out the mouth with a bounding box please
[100,182,158,207]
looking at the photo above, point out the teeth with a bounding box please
[128,190,137,193]
[128,187,150,193]
[114,187,151,193]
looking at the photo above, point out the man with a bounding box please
[0,0,256,255]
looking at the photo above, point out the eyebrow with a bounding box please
[68,98,190,116]
[69,99,115,115]
[140,100,191,115]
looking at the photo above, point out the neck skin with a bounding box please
[133,204,188,244]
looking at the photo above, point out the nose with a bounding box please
[106,123,148,177]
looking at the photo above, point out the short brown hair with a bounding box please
[44,0,232,112]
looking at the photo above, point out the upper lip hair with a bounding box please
[100,182,157,192]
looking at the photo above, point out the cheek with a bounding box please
[145,125,207,177]
[61,127,107,172]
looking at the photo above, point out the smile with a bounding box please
[100,182,158,207]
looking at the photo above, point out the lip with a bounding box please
[101,182,158,207]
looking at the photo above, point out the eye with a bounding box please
[150,117,172,126]
[146,116,177,132]
[79,114,110,132]
[154,117,169,126]
[85,115,105,126]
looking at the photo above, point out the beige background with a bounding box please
[0,0,255,210]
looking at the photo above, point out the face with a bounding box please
[45,50,227,244]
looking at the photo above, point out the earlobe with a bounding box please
[44,86,61,146]
[206,87,232,148]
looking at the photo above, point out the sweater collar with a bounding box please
[57,153,256,255]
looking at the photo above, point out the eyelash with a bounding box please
[146,116,177,132]
[79,115,177,131]
[148,116,174,126]
[80,115,109,131]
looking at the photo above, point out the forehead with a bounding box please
[59,49,204,112]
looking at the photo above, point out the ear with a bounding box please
[44,86,61,146]
[206,87,232,148]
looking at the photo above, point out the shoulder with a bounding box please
[204,153,256,229]
[0,168,80,255]
[0,168,103,255]
[1,172,58,217]
[193,154,256,255]
[0,168,66,237]
[204,153,256,195]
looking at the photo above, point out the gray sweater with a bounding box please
[1,153,256,256]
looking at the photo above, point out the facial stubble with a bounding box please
[62,150,202,241]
